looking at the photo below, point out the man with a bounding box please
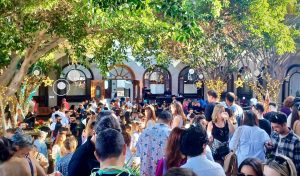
[268,102,277,112]
[164,88,172,96]
[51,106,66,122]
[252,103,272,135]
[90,129,130,176]
[77,103,86,120]
[225,92,243,126]
[136,111,173,176]
[204,90,218,122]
[180,125,225,176]
[68,114,121,176]
[265,112,300,172]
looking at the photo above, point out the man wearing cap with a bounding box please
[265,112,300,172]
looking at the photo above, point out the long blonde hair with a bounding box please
[171,101,187,120]
[211,104,225,123]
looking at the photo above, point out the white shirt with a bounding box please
[181,155,225,176]
[287,114,292,128]
[229,126,270,166]
[51,111,66,122]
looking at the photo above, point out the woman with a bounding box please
[281,96,294,117]
[229,111,269,166]
[52,130,67,166]
[155,127,186,176]
[0,133,46,176]
[170,101,187,129]
[207,104,235,163]
[290,102,300,136]
[144,105,157,128]
[263,155,297,176]
[238,158,263,176]
[252,103,271,135]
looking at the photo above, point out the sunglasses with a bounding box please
[237,173,255,176]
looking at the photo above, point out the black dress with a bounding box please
[211,121,230,160]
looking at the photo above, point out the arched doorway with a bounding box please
[283,64,300,98]
[143,66,171,95]
[105,65,139,101]
[236,66,253,102]
[178,66,204,98]
[57,64,94,104]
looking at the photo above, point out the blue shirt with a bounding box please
[181,155,225,176]
[34,139,48,159]
[229,126,270,166]
[56,153,74,176]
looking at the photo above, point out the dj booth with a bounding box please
[146,95,185,104]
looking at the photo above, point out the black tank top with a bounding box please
[212,121,229,142]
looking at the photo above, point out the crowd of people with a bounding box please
[0,91,300,176]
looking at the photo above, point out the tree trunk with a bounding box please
[0,99,6,135]
[0,52,21,87]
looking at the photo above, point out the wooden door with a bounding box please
[91,80,105,100]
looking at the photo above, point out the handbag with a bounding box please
[223,127,243,176]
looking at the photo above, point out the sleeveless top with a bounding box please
[174,115,184,128]
[212,121,229,142]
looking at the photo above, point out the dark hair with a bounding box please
[158,110,173,122]
[70,105,75,110]
[225,108,234,117]
[207,90,218,99]
[94,115,121,134]
[165,128,185,169]
[95,129,125,161]
[269,112,287,125]
[290,102,300,129]
[122,132,131,147]
[165,167,196,176]
[192,115,205,126]
[180,125,208,157]
[0,137,13,162]
[54,106,59,111]
[238,158,263,176]
[269,102,277,108]
[96,110,114,120]
[242,111,258,126]
[6,128,17,134]
[226,92,235,103]
[254,103,265,113]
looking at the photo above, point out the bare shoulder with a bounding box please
[0,157,31,176]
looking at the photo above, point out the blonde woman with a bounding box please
[171,101,187,129]
[145,105,157,128]
[52,130,67,166]
[207,104,235,164]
